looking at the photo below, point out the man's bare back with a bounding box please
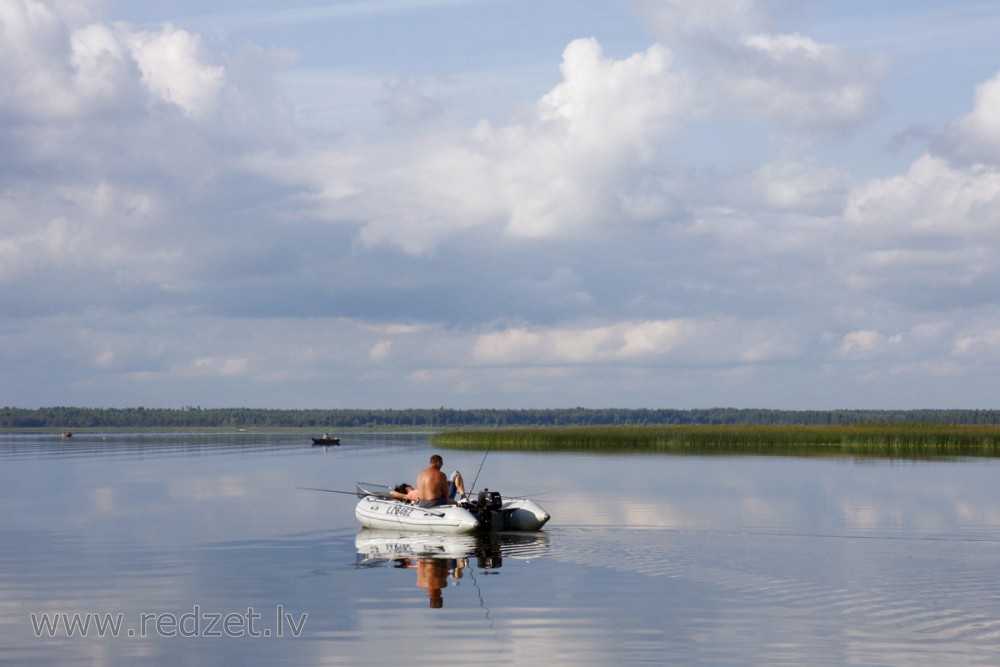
[416,454,450,505]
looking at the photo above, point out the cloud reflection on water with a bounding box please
[3,434,1000,665]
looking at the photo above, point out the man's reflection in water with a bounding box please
[396,557,468,608]
[388,538,516,608]
[416,558,448,608]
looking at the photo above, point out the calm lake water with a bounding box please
[2,431,1000,666]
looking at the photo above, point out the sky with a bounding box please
[3,0,1000,410]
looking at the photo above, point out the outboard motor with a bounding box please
[477,488,503,511]
[473,488,504,529]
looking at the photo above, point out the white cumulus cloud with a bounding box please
[473,318,803,367]
[938,70,1000,166]
[260,37,692,253]
[126,24,225,118]
[635,0,886,132]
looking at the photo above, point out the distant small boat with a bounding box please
[61,431,73,438]
[311,434,341,446]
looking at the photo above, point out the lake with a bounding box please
[2,431,1000,666]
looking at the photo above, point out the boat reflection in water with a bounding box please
[355,529,550,608]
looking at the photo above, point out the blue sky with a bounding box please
[4,0,1000,409]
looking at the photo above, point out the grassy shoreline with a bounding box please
[430,424,1000,459]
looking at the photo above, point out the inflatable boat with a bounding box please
[354,483,550,534]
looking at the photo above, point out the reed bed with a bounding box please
[430,424,1000,459]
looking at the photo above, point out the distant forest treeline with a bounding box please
[4,406,1000,429]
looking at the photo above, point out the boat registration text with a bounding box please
[386,506,414,517]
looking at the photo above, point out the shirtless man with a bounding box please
[391,471,467,504]
[416,454,451,508]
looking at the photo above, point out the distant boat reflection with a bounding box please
[355,529,550,608]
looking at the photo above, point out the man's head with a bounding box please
[429,454,443,468]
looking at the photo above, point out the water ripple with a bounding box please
[546,525,1000,664]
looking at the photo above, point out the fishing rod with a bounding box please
[468,441,493,496]
[295,486,447,517]
[297,482,394,497]
[295,486,366,496]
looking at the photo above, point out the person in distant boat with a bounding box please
[391,456,467,506]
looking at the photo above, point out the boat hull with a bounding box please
[353,495,550,533]
[355,496,479,534]
[311,437,340,445]
[499,498,550,531]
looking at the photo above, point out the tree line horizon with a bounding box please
[4,406,1000,429]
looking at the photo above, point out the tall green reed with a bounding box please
[430,424,1000,459]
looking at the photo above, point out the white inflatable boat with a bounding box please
[354,483,550,534]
